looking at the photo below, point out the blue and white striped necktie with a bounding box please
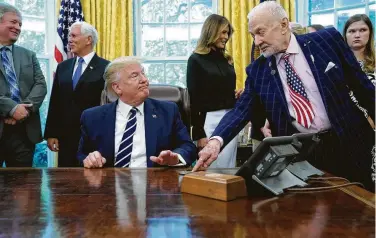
[115,107,138,167]
[1,47,20,103]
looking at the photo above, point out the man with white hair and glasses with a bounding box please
[194,1,375,192]
[45,21,109,167]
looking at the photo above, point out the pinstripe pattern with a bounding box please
[212,27,375,158]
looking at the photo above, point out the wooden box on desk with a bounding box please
[180,171,247,201]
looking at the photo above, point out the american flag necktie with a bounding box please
[283,53,315,128]
[1,47,20,103]
[115,107,138,167]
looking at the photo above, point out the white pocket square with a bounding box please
[325,62,336,73]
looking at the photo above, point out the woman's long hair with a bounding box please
[194,14,234,61]
[343,14,375,73]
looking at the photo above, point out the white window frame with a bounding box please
[45,0,56,167]
[297,0,375,29]
[133,0,217,85]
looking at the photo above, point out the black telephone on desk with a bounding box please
[235,133,324,196]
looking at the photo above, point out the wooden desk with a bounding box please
[0,168,374,237]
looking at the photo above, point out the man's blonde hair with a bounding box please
[104,56,143,102]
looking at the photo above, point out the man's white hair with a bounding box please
[104,56,144,102]
[247,1,288,22]
[71,21,98,49]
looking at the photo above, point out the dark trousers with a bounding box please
[0,124,35,167]
[308,130,375,192]
[57,137,80,167]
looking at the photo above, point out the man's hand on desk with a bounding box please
[83,151,107,168]
[192,139,220,172]
[150,150,179,166]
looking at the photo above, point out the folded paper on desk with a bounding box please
[180,171,247,201]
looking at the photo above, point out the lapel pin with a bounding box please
[89,66,93,70]
[152,114,157,118]
[310,54,315,63]
[271,70,276,75]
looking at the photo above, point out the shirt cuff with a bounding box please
[170,153,187,167]
[9,104,18,117]
[209,136,224,147]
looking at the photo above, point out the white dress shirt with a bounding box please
[114,100,186,167]
[72,51,95,79]
[115,100,148,167]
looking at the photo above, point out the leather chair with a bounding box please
[148,84,191,134]
[100,84,191,134]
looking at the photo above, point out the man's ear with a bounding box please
[86,35,93,47]
[281,17,289,34]
[111,83,121,95]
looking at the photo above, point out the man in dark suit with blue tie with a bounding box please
[194,2,375,191]
[77,57,196,168]
[44,22,109,167]
[0,3,47,167]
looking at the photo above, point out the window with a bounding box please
[1,0,55,167]
[308,0,375,35]
[134,0,216,87]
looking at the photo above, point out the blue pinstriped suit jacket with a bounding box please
[212,28,375,152]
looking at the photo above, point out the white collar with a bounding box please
[275,33,300,64]
[117,99,144,116]
[76,51,95,65]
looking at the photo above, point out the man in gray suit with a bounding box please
[0,3,47,167]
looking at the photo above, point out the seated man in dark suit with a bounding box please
[77,57,196,168]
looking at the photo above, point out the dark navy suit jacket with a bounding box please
[213,28,374,160]
[77,98,196,167]
[45,54,109,166]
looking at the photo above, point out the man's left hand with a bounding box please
[150,150,179,166]
[261,119,272,137]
